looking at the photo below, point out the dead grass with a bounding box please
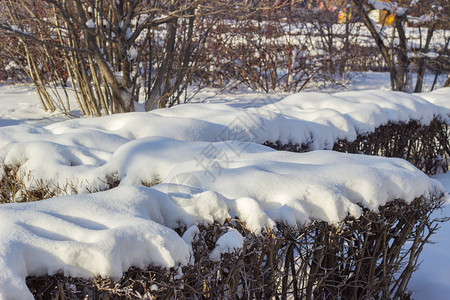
[0,164,57,204]
[0,165,164,205]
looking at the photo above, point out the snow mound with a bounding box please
[210,229,245,262]
[0,186,193,300]
[420,87,450,116]
[0,138,445,299]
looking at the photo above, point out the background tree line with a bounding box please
[0,0,449,116]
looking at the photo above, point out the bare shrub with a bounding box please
[197,2,367,92]
[333,117,450,174]
[266,117,450,175]
[0,0,234,115]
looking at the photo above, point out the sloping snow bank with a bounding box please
[0,138,445,299]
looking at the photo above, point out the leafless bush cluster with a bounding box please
[197,3,366,92]
[351,0,450,91]
[0,0,237,115]
[1,1,448,115]
[333,117,450,174]
[26,194,447,299]
[266,116,450,175]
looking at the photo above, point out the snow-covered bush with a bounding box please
[0,89,448,204]
[333,117,450,174]
[25,194,447,299]
[266,116,450,175]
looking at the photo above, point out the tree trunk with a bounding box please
[414,23,436,93]
[350,0,398,90]
[444,76,450,88]
[394,14,409,92]
[145,15,178,110]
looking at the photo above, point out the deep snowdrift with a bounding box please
[0,88,449,299]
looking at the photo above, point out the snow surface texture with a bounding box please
[420,87,450,116]
[1,89,449,196]
[0,88,449,299]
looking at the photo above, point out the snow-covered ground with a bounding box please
[409,172,450,299]
[0,80,449,299]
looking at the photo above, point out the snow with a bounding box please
[86,20,95,29]
[0,187,193,299]
[409,172,450,299]
[128,46,139,60]
[181,225,200,244]
[210,229,245,262]
[0,83,449,299]
[420,87,450,116]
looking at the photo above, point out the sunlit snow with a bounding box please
[0,83,449,299]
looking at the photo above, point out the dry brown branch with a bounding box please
[266,117,450,175]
